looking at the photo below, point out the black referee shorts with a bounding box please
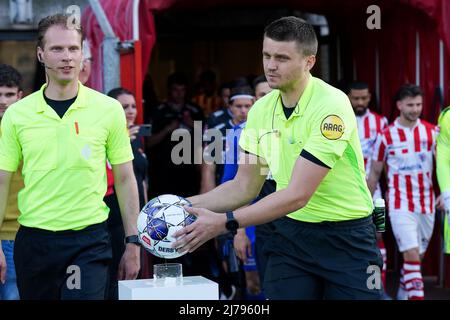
[263,215,383,300]
[14,221,112,300]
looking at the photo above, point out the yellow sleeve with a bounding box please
[0,109,22,172]
[106,101,134,165]
[239,106,262,157]
[437,107,450,192]
[303,96,355,168]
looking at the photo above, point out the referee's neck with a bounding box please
[44,80,79,101]
[280,74,310,108]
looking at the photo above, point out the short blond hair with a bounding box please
[37,13,83,48]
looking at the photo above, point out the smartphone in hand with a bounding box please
[137,124,152,137]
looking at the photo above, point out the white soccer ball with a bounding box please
[137,194,196,259]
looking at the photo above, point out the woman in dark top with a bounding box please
[106,87,149,299]
[108,87,149,208]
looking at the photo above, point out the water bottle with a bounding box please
[372,198,386,232]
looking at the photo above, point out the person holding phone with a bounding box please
[107,87,149,298]
[108,87,149,209]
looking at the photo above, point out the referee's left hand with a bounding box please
[118,244,140,280]
[172,206,227,253]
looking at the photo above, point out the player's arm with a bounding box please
[367,131,387,195]
[112,161,140,280]
[188,151,267,212]
[367,160,384,195]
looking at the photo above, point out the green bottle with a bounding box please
[372,198,385,233]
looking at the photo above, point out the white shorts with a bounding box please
[389,211,435,255]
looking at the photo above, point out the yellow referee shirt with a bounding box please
[437,106,450,253]
[0,82,133,231]
[239,75,373,222]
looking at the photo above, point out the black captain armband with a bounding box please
[300,150,330,169]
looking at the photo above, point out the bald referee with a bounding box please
[173,16,382,300]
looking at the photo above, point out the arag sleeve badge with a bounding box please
[320,115,345,140]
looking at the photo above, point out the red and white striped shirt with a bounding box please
[356,110,388,175]
[373,119,438,214]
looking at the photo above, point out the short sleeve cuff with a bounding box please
[0,161,19,172]
[303,139,348,169]
[108,146,134,165]
[300,150,331,169]
[239,128,260,157]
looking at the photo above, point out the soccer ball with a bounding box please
[137,194,196,259]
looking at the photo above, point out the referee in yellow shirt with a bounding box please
[0,14,140,299]
[437,106,450,254]
[173,16,382,299]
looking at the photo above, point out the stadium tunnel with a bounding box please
[82,0,450,291]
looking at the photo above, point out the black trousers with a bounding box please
[264,216,383,300]
[14,222,112,300]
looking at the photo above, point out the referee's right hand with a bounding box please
[0,247,6,284]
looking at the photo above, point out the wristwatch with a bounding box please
[225,211,239,236]
[125,235,141,246]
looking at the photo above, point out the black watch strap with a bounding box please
[125,235,141,246]
[225,211,239,235]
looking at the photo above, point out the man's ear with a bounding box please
[306,55,316,71]
[37,47,43,62]
[18,90,23,100]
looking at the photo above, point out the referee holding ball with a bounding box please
[173,16,383,300]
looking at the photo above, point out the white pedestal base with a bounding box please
[119,276,219,300]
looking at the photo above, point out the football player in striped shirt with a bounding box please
[368,84,440,300]
[348,82,389,295]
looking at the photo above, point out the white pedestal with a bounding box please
[118,276,219,300]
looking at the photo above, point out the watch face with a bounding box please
[225,211,239,233]
[226,220,239,231]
